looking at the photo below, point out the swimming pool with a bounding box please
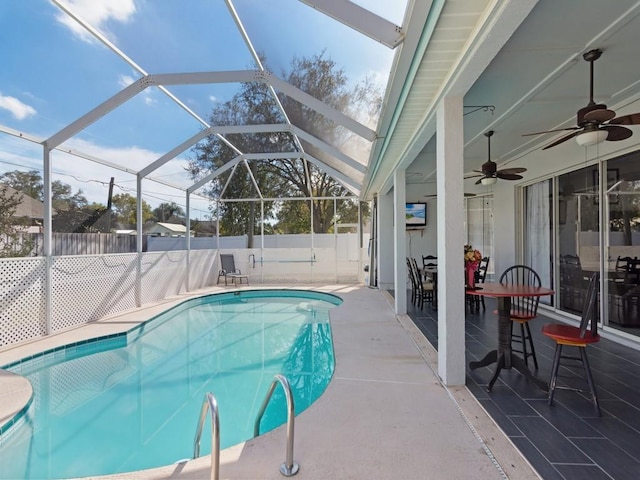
[0,289,341,479]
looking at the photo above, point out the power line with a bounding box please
[0,159,213,207]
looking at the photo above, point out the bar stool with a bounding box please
[499,265,541,369]
[542,273,601,416]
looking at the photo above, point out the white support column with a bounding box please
[136,176,143,307]
[186,192,191,292]
[394,170,407,314]
[436,96,466,386]
[377,191,394,290]
[43,146,52,335]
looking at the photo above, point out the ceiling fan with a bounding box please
[523,48,640,149]
[466,130,526,185]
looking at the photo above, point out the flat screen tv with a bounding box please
[406,202,427,228]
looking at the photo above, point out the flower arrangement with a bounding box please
[464,244,482,269]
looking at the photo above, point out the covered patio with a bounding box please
[409,294,640,479]
[3,1,640,479]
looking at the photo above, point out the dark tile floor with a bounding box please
[407,293,640,480]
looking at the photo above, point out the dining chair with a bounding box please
[406,257,418,305]
[411,257,435,309]
[422,254,437,270]
[614,255,634,279]
[499,265,541,369]
[472,256,490,310]
[624,257,640,285]
[542,272,601,415]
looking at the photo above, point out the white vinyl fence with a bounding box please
[0,250,217,348]
[1,234,368,349]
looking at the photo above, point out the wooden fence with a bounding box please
[5,233,141,256]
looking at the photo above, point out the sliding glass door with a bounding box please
[556,165,599,316]
[523,151,640,339]
[605,152,640,335]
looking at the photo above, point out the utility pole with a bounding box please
[107,177,114,232]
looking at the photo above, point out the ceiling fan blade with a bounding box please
[424,193,476,198]
[542,130,582,150]
[609,113,640,125]
[584,108,616,122]
[602,124,633,141]
[498,167,527,175]
[496,173,524,181]
[465,173,483,179]
[522,126,580,137]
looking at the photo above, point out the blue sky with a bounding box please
[0,0,406,218]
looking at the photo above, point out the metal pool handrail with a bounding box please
[254,374,300,477]
[193,392,220,480]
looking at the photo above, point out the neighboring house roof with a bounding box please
[1,186,45,219]
[144,222,191,236]
[156,222,187,233]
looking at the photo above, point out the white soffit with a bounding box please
[366,0,492,196]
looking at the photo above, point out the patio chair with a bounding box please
[217,253,249,285]
[499,265,541,369]
[542,272,601,415]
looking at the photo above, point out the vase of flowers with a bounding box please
[464,244,482,288]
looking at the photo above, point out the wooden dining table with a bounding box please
[466,282,554,392]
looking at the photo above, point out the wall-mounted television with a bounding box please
[406,202,427,228]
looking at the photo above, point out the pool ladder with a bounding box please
[193,393,220,480]
[254,374,299,476]
[192,374,299,479]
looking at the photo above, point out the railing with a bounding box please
[193,392,220,480]
[254,374,299,477]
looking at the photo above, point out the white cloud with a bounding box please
[209,95,218,103]
[0,95,37,120]
[54,0,137,43]
[118,74,135,89]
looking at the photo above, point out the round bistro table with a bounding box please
[466,282,554,392]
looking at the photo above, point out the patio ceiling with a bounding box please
[367,0,640,197]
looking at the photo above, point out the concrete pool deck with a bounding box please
[0,285,540,479]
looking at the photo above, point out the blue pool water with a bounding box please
[0,289,340,480]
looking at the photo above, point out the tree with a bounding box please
[111,193,153,228]
[50,180,108,232]
[189,51,377,240]
[0,170,109,232]
[0,170,43,200]
[0,187,34,257]
[152,202,185,223]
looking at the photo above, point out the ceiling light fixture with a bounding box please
[575,129,608,147]
[481,177,497,186]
